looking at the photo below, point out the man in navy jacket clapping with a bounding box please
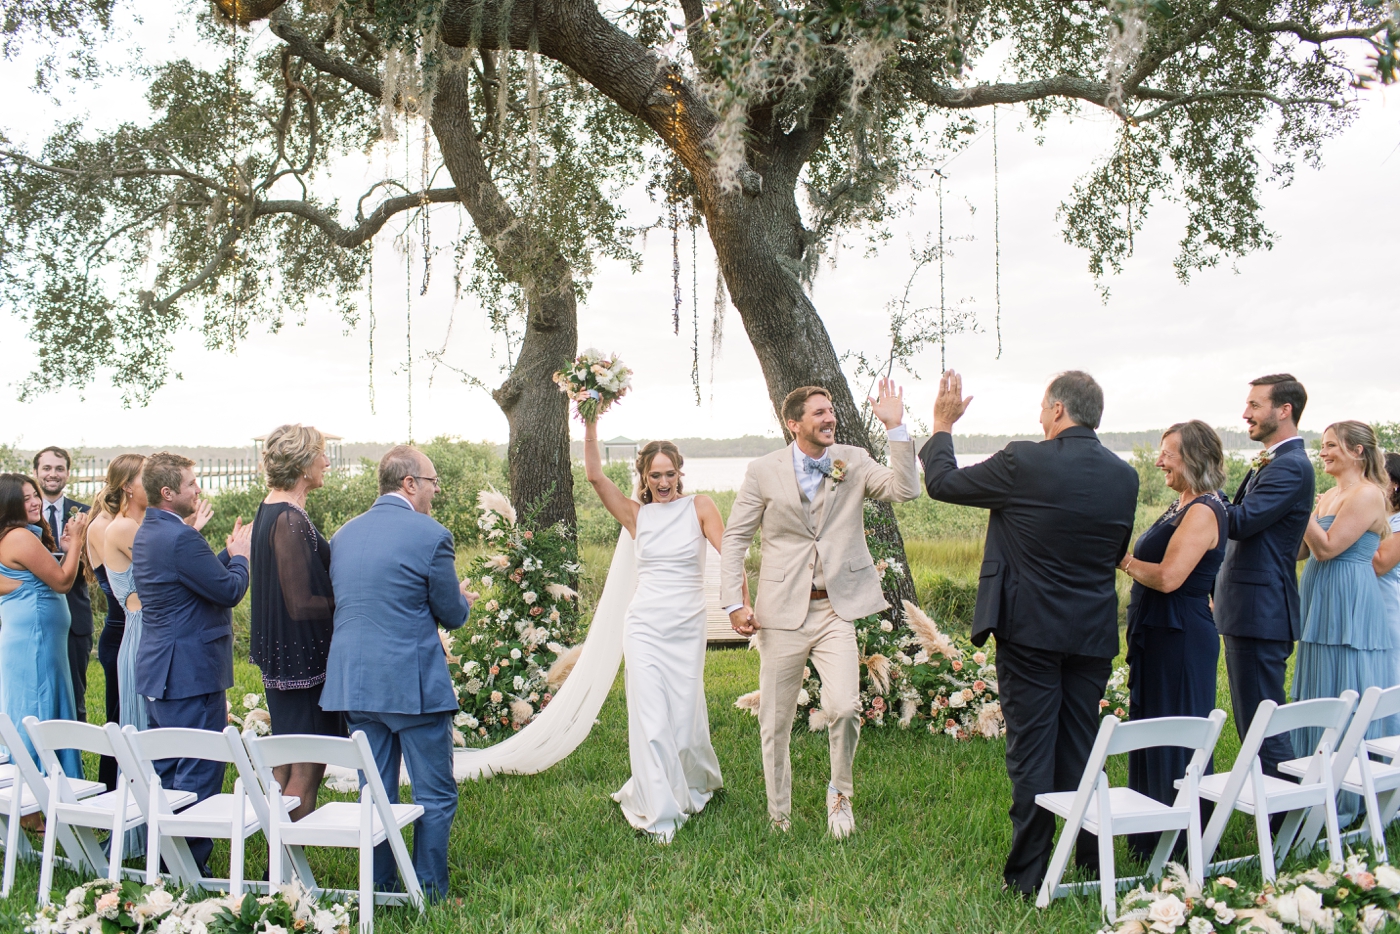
[133,452,252,871]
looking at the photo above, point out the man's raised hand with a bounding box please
[933,369,973,434]
[868,377,905,430]
[226,517,253,560]
[184,497,214,532]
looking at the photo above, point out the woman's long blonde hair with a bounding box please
[98,454,147,518]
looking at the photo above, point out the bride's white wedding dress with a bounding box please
[611,495,723,840]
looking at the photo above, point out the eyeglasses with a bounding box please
[409,475,441,488]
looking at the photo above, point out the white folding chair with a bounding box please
[1199,693,1355,882]
[24,718,196,905]
[1279,686,1400,862]
[245,731,425,933]
[0,713,107,897]
[1036,710,1227,921]
[117,725,300,895]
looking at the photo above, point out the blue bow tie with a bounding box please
[803,455,833,477]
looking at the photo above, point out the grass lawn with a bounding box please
[0,524,1372,933]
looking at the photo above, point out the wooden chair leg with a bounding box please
[146,779,161,885]
[2,784,23,898]
[107,782,126,882]
[1359,758,1388,863]
[359,791,374,934]
[1097,774,1117,923]
[1320,764,1343,865]
[1035,812,1081,909]
[37,772,60,907]
[1185,767,1203,887]
[1251,766,1276,883]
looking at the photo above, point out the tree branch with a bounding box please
[0,148,241,198]
[268,14,383,98]
[256,187,460,247]
[1225,8,1388,44]
[1132,88,1343,122]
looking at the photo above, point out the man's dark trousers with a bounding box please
[997,638,1113,895]
[147,691,228,869]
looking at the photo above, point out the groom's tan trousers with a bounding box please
[755,598,861,822]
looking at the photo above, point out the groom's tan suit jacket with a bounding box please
[720,440,921,629]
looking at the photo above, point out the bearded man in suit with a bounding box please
[33,446,94,721]
[721,379,921,839]
[1215,374,1313,779]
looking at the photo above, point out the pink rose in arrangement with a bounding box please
[523,530,534,540]
[973,680,986,692]
[972,652,986,665]
[871,696,886,712]
[529,606,544,616]
[489,665,500,676]
[951,660,963,671]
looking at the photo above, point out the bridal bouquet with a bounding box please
[552,348,633,422]
[445,487,586,742]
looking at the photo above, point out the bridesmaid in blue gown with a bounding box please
[1117,421,1229,861]
[0,473,86,777]
[1292,422,1395,825]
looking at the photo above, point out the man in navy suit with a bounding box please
[1216,374,1313,778]
[132,452,252,870]
[922,370,1139,897]
[321,445,474,901]
[34,446,94,721]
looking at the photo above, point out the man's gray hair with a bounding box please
[1046,371,1105,430]
[378,445,421,494]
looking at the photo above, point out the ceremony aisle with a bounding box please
[7,638,1363,934]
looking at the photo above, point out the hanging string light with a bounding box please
[992,104,1002,360]
[691,224,700,405]
[368,238,376,414]
[935,167,947,372]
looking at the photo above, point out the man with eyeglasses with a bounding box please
[320,444,476,902]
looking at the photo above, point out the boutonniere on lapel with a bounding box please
[1249,449,1274,472]
[829,460,847,485]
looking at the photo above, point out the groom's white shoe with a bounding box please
[827,791,855,839]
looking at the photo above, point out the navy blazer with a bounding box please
[921,426,1139,657]
[132,508,249,700]
[1215,437,1314,641]
[320,495,470,716]
[56,496,93,636]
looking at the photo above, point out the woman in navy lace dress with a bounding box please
[1117,421,1229,861]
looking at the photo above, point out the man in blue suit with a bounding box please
[132,452,252,870]
[1216,374,1313,779]
[321,445,474,902]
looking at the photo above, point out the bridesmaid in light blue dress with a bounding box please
[103,462,151,733]
[0,474,86,778]
[1290,423,1395,824]
[1376,454,1400,681]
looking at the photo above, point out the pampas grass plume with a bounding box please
[902,599,960,660]
[546,644,583,690]
[734,690,761,716]
[477,485,517,526]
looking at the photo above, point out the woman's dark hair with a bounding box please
[1385,452,1400,514]
[0,473,55,550]
[634,441,684,504]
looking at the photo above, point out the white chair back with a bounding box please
[23,719,117,805]
[0,714,106,878]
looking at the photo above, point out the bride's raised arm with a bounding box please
[584,416,642,536]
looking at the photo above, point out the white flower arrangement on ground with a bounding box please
[1101,663,1131,719]
[25,878,353,934]
[551,348,633,423]
[1103,854,1400,934]
[447,487,585,742]
[734,594,1004,740]
[226,692,271,736]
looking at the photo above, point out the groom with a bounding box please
[721,379,920,838]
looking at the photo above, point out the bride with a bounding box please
[583,414,738,842]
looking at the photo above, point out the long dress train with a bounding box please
[611,496,723,841]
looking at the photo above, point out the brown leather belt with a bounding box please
[810,589,829,600]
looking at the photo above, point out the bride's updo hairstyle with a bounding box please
[634,440,684,504]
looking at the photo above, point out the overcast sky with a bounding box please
[2,10,1397,451]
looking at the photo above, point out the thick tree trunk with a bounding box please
[430,55,577,530]
[701,171,918,613]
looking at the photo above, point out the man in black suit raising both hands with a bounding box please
[921,370,1138,899]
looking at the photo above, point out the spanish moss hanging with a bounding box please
[936,168,947,372]
[691,224,700,405]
